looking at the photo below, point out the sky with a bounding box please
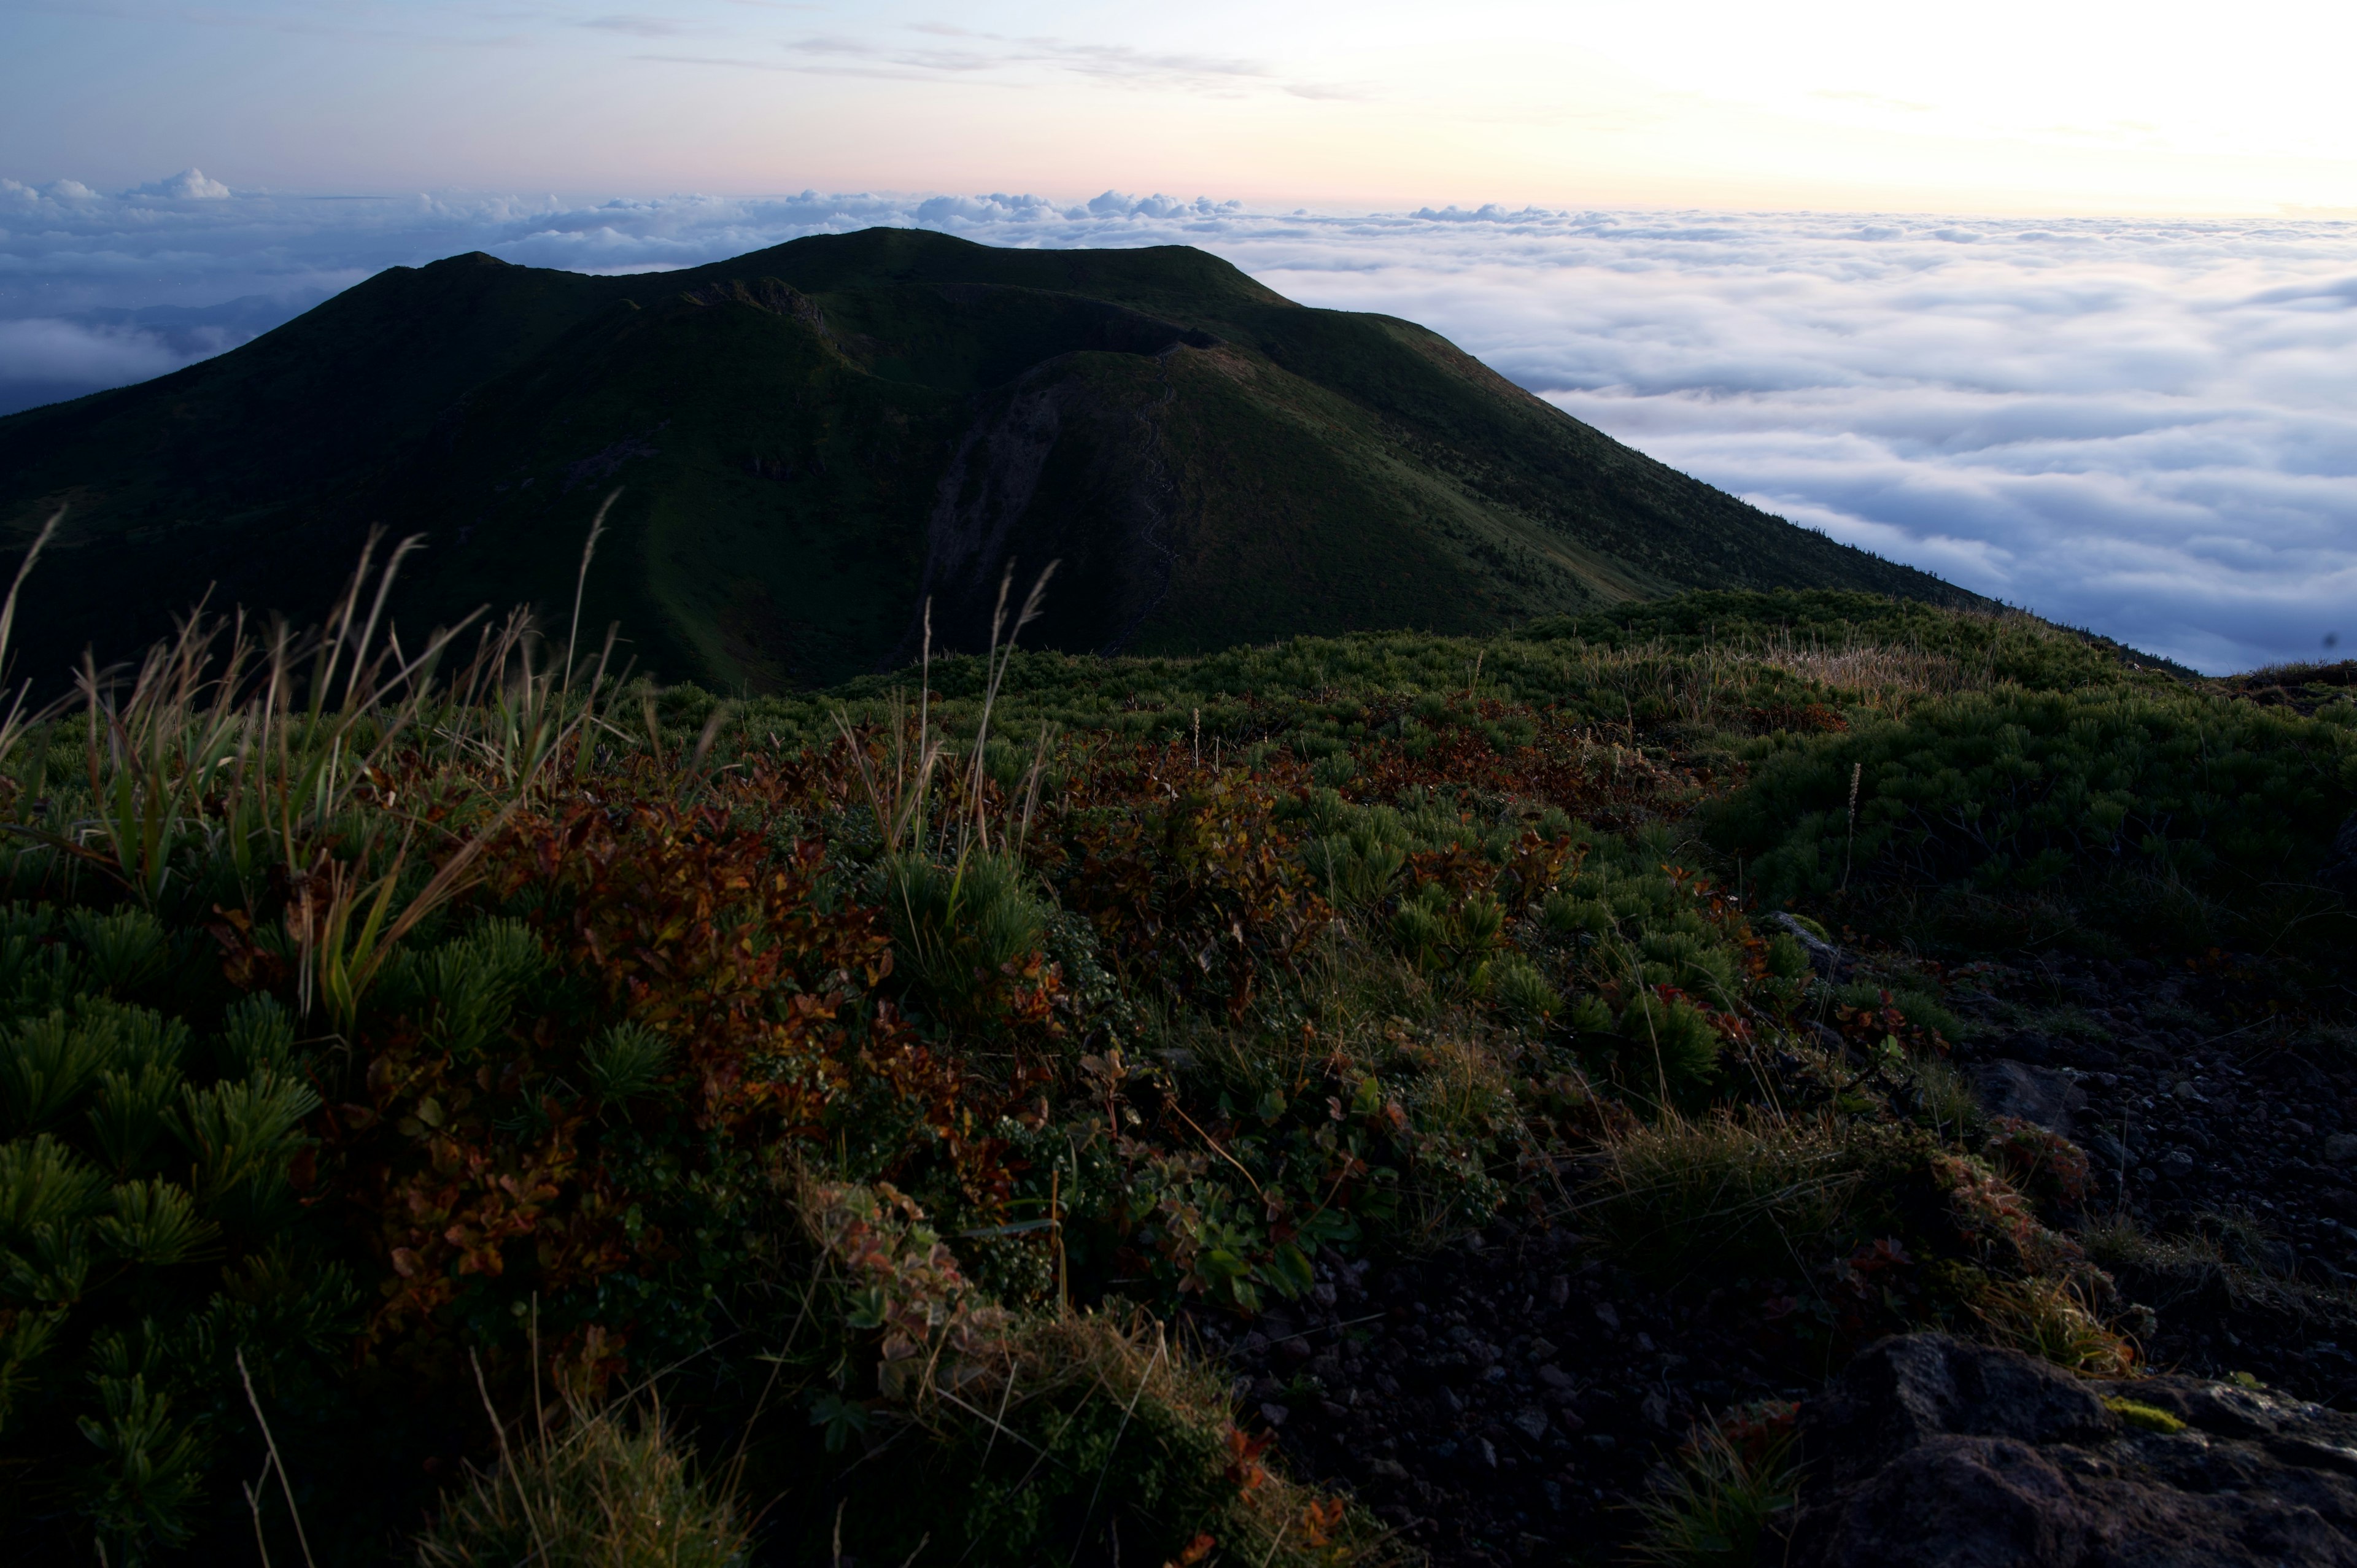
[3,1,2355,672]
[10,1,2357,214]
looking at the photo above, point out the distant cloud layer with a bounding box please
[2,175,2351,673]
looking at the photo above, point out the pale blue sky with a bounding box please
[8,1,2357,213]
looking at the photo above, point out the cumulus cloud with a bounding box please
[123,168,233,199]
[0,183,2349,671]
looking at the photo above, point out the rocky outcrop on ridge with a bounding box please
[1781,1333,2357,1567]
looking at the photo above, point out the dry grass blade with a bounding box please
[833,690,948,857]
[0,508,70,785]
[962,558,1058,854]
[691,701,735,773]
[0,506,63,680]
[564,489,619,695]
[236,1350,319,1568]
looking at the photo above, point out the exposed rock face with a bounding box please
[1973,1059,2087,1137]
[908,356,1178,660]
[1781,1334,2357,1566]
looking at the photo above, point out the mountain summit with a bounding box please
[0,228,1972,688]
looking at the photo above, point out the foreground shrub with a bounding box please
[776,1179,1375,1567]
[1587,1113,2128,1367]
[1588,1115,1865,1288]
[3,558,2328,1562]
[1711,686,2357,952]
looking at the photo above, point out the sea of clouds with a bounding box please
[4,173,2353,673]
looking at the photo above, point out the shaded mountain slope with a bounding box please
[0,228,1975,690]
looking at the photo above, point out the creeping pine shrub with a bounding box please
[1835,979,1959,1044]
[580,1022,672,1103]
[1390,882,1506,976]
[1302,820,1409,908]
[1711,686,2357,949]
[1562,986,1725,1108]
[0,905,355,1564]
[881,849,1053,1027]
[1614,992,1725,1106]
[1485,954,1562,1022]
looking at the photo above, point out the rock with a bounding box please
[1512,1408,1549,1441]
[2320,811,2357,900]
[1779,1334,2357,1566]
[1773,912,1851,979]
[1797,1334,2115,1488]
[1973,1060,2087,1137]
[2002,1032,2057,1067]
[2324,1133,2357,1165]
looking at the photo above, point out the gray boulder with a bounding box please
[1973,1059,2087,1137]
[1773,911,1852,981]
[1780,1334,2357,1566]
[2323,811,2357,901]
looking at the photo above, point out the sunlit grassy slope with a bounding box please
[0,229,1974,691]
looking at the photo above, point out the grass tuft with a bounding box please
[416,1389,749,1568]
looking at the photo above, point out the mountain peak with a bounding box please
[0,230,1972,692]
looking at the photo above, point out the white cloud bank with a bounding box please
[1,178,2351,673]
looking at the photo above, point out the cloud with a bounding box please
[745,27,1274,93]
[0,290,328,415]
[576,14,701,39]
[0,317,187,386]
[123,168,232,199]
[0,183,2350,671]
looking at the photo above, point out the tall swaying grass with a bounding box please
[840,562,1063,1027]
[5,504,626,1032]
[0,508,63,774]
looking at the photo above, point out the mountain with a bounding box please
[0,228,1976,690]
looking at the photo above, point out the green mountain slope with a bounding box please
[0,228,1976,690]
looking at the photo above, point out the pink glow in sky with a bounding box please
[7,1,2357,215]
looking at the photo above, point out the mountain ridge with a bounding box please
[0,229,1980,690]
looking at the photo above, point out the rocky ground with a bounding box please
[1191,1226,1799,1563]
[1950,948,2357,1403]
[1191,943,2357,1565]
